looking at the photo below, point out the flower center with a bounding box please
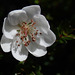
[16,19,42,46]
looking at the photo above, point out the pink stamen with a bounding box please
[27,41,31,45]
[31,34,33,36]
[24,28,28,37]
[21,31,23,34]
[17,19,42,46]
[16,34,20,36]
[34,27,36,29]
[21,36,24,41]
[32,22,36,27]
[31,19,33,23]
[35,32,38,35]
[32,37,36,42]
[25,22,27,24]
[16,41,18,43]
[36,30,38,31]
[25,42,28,46]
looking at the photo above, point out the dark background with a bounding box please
[0,0,75,75]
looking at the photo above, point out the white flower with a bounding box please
[0,5,56,61]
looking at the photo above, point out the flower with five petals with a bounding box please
[1,5,56,61]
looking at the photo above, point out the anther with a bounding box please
[25,22,27,24]
[31,19,33,23]
[34,32,38,35]
[17,30,20,32]
[32,37,36,42]
[18,44,20,46]
[16,41,18,43]
[16,34,20,36]
[34,27,36,29]
[31,34,33,36]
[28,41,31,43]
[21,31,23,34]
[17,19,41,46]
[36,30,38,31]
[32,22,36,27]
[25,42,28,46]
[21,36,24,41]
[40,33,42,35]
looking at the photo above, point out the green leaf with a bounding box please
[62,31,68,36]
[29,72,35,75]
[19,61,25,65]
[62,36,72,40]
[59,40,64,43]
[34,0,39,4]
[68,34,75,39]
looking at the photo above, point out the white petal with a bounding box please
[2,18,18,39]
[8,10,28,25]
[36,29,56,47]
[1,35,12,52]
[33,15,56,47]
[33,15,50,34]
[26,41,47,57]
[22,5,41,18]
[11,36,28,61]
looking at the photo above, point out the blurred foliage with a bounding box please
[0,0,75,75]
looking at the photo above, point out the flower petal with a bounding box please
[26,41,47,57]
[33,14,56,47]
[1,35,12,52]
[33,15,50,34]
[2,18,18,39]
[11,36,28,61]
[8,10,28,25]
[22,5,41,18]
[36,29,56,47]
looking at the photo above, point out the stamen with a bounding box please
[24,28,28,37]
[34,27,36,29]
[28,41,31,43]
[36,30,38,31]
[16,33,20,36]
[17,30,20,32]
[25,37,27,40]
[22,22,26,25]
[16,41,18,43]
[40,33,42,35]
[25,22,27,24]
[32,37,36,42]
[34,32,38,35]
[25,42,28,46]
[32,22,36,27]
[16,19,42,46]
[28,22,32,25]
[21,36,24,41]
[18,44,20,46]
[31,19,33,22]
[21,31,23,34]
[31,34,33,36]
